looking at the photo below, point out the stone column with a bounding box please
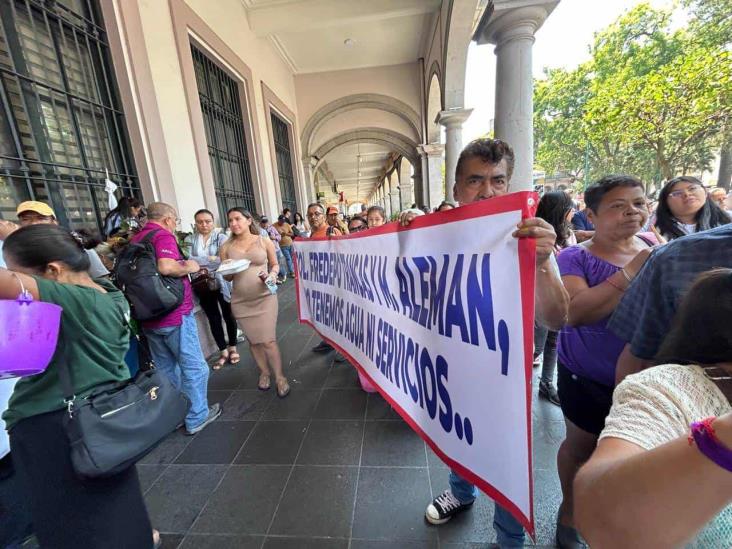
[418,143,445,210]
[389,172,401,215]
[399,163,414,210]
[412,159,423,208]
[477,4,555,191]
[437,108,473,190]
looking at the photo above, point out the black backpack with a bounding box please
[113,229,185,321]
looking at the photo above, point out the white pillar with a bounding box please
[418,144,445,209]
[399,161,414,210]
[478,4,555,191]
[437,108,472,190]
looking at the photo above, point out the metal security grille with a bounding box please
[191,44,256,222]
[271,112,297,215]
[0,0,139,231]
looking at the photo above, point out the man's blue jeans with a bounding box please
[280,246,294,275]
[145,312,210,430]
[449,470,525,547]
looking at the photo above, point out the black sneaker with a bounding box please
[539,379,561,406]
[185,403,222,435]
[312,340,333,353]
[425,490,474,525]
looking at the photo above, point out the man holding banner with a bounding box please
[293,138,568,546]
[413,139,567,546]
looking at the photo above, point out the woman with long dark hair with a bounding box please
[533,191,577,406]
[655,176,731,240]
[103,197,143,238]
[1,224,156,548]
[220,208,289,397]
[575,269,732,547]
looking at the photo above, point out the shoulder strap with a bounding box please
[140,228,161,244]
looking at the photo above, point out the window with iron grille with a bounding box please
[270,112,297,215]
[190,44,256,223]
[0,0,140,232]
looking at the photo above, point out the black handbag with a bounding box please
[58,337,190,479]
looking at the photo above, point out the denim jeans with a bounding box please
[276,250,287,278]
[534,323,558,384]
[145,312,210,430]
[449,470,525,547]
[280,246,294,275]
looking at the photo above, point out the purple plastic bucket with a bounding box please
[0,291,62,379]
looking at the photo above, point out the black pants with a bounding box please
[10,409,153,548]
[197,290,238,351]
[0,454,34,547]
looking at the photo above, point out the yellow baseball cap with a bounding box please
[16,201,56,218]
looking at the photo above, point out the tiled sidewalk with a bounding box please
[141,281,565,548]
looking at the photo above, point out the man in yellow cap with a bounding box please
[0,201,109,278]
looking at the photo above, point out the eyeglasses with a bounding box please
[349,224,367,233]
[307,212,324,218]
[668,184,704,199]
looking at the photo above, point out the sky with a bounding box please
[462,0,681,142]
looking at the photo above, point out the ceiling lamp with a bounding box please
[344,38,355,47]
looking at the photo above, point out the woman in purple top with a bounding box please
[554,175,654,548]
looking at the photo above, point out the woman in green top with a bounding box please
[0,224,157,548]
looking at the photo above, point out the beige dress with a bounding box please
[227,236,278,344]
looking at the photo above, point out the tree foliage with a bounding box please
[534,3,732,191]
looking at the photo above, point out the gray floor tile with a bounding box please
[140,430,193,465]
[313,388,367,420]
[261,389,321,420]
[159,534,184,549]
[207,389,233,405]
[365,393,402,420]
[235,420,308,465]
[145,464,227,533]
[324,363,361,388]
[179,534,263,548]
[136,463,168,493]
[207,367,249,390]
[361,420,427,467]
[296,420,364,466]
[352,467,437,542]
[287,359,332,388]
[175,421,255,464]
[221,390,275,421]
[191,465,291,535]
[269,466,358,538]
[263,537,348,549]
[426,444,449,470]
[534,468,562,546]
[351,541,438,549]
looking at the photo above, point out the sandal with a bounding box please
[213,351,228,371]
[276,378,291,398]
[228,347,240,365]
[258,374,271,391]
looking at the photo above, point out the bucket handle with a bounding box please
[10,272,32,303]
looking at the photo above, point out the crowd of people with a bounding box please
[0,135,730,548]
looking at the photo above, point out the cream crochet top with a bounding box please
[600,364,731,547]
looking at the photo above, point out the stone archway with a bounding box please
[301,93,421,159]
[443,0,481,109]
[311,128,419,171]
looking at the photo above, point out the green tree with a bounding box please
[534,3,732,188]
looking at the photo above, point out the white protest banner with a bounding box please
[293,192,537,535]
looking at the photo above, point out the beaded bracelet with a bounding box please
[688,417,732,473]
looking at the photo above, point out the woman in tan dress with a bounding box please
[221,208,289,397]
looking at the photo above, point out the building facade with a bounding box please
[0,0,559,231]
